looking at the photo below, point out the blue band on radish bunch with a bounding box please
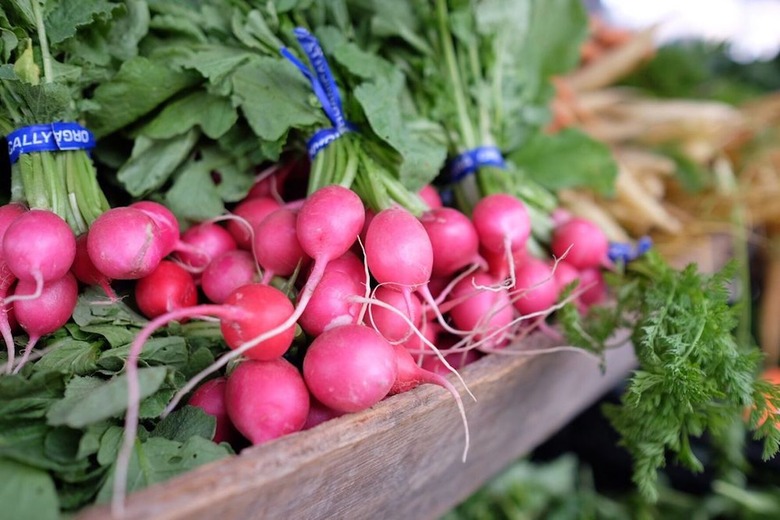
[608,236,653,263]
[7,122,96,163]
[447,145,506,182]
[281,28,357,159]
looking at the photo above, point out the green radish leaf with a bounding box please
[45,0,119,45]
[0,371,66,419]
[32,338,100,375]
[509,128,618,196]
[94,436,232,503]
[0,458,59,520]
[354,71,447,190]
[231,57,324,142]
[86,56,200,137]
[47,367,167,428]
[97,337,189,372]
[117,130,199,196]
[140,90,238,140]
[150,406,216,443]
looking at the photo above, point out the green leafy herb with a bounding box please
[561,253,780,502]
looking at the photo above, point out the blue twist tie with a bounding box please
[447,146,506,182]
[281,28,356,159]
[608,236,653,263]
[7,122,96,163]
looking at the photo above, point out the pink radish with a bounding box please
[368,286,423,343]
[71,234,117,300]
[253,208,310,281]
[219,284,296,361]
[129,201,180,256]
[418,184,442,209]
[187,377,240,445]
[201,250,260,304]
[511,258,559,316]
[552,260,580,293]
[446,271,514,346]
[0,265,17,373]
[298,268,364,337]
[303,323,397,413]
[134,260,198,319]
[551,217,608,269]
[225,358,310,445]
[421,348,481,375]
[578,267,607,307]
[0,203,26,370]
[87,207,166,280]
[471,193,531,254]
[12,272,78,373]
[420,207,480,278]
[303,396,344,430]
[480,243,528,281]
[130,200,212,267]
[320,250,365,280]
[3,209,76,304]
[176,222,237,271]
[226,197,281,250]
[365,207,433,291]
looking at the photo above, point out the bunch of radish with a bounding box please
[0,162,614,515]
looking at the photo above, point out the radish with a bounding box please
[446,271,514,346]
[226,197,281,250]
[471,193,531,255]
[551,217,609,270]
[253,207,310,282]
[578,267,607,307]
[421,348,481,375]
[225,358,310,445]
[129,201,180,256]
[389,343,470,460]
[130,200,211,266]
[480,243,528,281]
[71,234,117,300]
[368,286,423,343]
[552,260,580,293]
[298,268,364,337]
[303,395,344,430]
[303,323,397,413]
[0,265,17,373]
[187,377,240,445]
[219,284,296,361]
[418,184,443,209]
[134,260,198,319]
[201,250,261,304]
[321,250,365,280]
[3,209,76,304]
[245,163,291,201]
[87,207,167,280]
[12,272,78,373]
[511,258,559,316]
[0,203,26,370]
[365,207,433,291]
[175,221,237,271]
[420,207,480,278]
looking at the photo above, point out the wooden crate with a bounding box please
[78,235,731,520]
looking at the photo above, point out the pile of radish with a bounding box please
[0,152,615,513]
